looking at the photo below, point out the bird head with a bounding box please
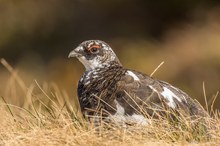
[68,40,121,70]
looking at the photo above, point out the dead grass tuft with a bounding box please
[0,59,219,146]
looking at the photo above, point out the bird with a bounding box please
[68,40,207,125]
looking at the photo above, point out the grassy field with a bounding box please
[0,59,220,146]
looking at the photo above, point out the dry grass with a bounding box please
[0,59,220,146]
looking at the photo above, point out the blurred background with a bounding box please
[0,0,219,110]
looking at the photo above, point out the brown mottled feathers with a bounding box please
[69,40,208,123]
[78,65,206,118]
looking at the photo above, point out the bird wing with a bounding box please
[115,69,206,117]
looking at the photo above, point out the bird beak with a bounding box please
[68,50,81,58]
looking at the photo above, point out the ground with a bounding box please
[0,60,219,146]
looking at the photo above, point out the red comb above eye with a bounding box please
[88,45,101,52]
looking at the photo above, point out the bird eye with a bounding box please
[88,45,101,54]
[91,47,98,53]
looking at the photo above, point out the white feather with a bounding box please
[111,100,148,125]
[115,100,125,115]
[161,87,181,108]
[126,71,140,81]
[78,56,103,70]
[127,114,149,125]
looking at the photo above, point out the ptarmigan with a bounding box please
[68,40,207,125]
